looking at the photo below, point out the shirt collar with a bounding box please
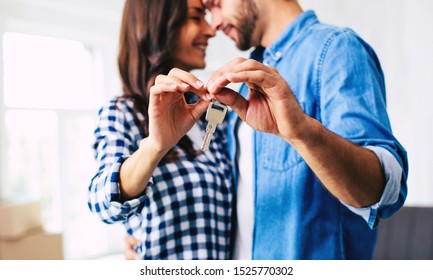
[264,10,319,62]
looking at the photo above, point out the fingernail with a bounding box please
[196,80,204,88]
[170,84,177,90]
[181,83,189,89]
[205,93,213,100]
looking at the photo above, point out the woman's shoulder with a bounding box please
[95,96,142,137]
[97,96,135,116]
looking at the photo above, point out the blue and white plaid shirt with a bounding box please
[88,96,233,259]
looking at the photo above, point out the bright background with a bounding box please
[0,0,432,259]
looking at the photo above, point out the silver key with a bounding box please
[201,100,227,151]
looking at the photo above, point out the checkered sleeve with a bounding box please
[87,98,151,224]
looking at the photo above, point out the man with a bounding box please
[203,0,408,259]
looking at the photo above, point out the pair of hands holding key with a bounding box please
[135,56,386,208]
[150,57,307,150]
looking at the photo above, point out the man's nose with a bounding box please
[210,11,223,31]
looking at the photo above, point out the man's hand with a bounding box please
[206,58,309,144]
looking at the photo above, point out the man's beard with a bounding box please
[235,0,259,51]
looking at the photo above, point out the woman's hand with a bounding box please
[148,68,209,152]
[120,69,209,200]
[124,235,139,260]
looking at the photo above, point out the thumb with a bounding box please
[189,98,211,122]
[214,88,248,121]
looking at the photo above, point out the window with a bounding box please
[1,32,124,259]
[3,32,103,110]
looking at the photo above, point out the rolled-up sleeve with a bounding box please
[341,146,404,228]
[87,99,151,224]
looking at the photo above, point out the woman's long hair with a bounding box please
[118,0,199,162]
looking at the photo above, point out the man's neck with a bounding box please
[260,1,303,48]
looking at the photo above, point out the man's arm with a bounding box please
[206,58,385,208]
[290,116,385,208]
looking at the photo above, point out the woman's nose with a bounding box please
[203,20,216,37]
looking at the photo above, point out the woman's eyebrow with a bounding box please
[188,6,206,14]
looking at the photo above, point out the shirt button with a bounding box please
[275,51,282,59]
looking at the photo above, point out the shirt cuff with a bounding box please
[341,146,403,229]
[103,156,152,215]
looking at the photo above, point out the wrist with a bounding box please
[138,137,170,161]
[285,116,323,147]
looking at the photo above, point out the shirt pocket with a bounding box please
[262,134,303,171]
[261,101,306,171]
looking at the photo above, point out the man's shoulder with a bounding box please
[307,22,361,46]
[299,22,375,62]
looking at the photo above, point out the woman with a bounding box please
[88,0,233,260]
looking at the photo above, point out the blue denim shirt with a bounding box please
[227,11,408,259]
